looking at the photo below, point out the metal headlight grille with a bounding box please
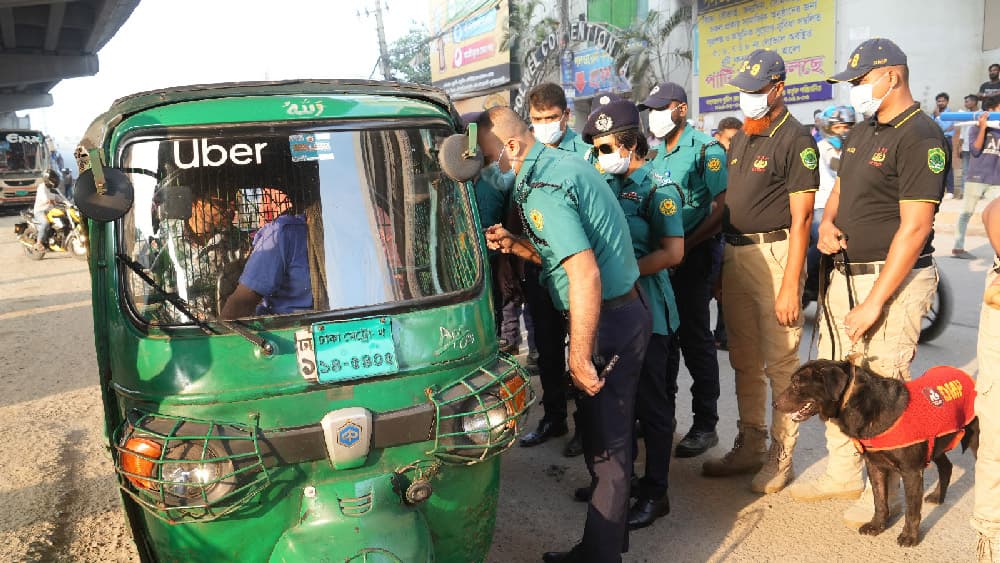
[428,354,534,464]
[112,411,269,523]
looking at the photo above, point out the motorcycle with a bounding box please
[14,200,88,260]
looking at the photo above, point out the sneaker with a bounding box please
[750,443,794,494]
[787,473,864,502]
[944,192,955,200]
[953,249,976,259]
[842,483,901,528]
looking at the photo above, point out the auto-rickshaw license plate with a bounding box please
[305,317,397,382]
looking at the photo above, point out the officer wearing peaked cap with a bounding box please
[585,99,686,531]
[786,38,947,529]
[638,80,729,459]
[482,106,651,563]
[703,49,818,495]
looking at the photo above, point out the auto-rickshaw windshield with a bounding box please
[118,123,481,326]
[0,131,47,173]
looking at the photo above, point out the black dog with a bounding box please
[774,359,979,546]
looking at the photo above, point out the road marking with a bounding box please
[0,300,90,321]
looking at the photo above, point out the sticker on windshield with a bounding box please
[311,317,397,382]
[289,133,334,163]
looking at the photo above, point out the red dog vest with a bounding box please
[853,366,976,465]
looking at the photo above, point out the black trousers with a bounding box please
[522,264,568,423]
[666,237,721,432]
[579,295,651,562]
[634,332,677,500]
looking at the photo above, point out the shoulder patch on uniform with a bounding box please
[658,198,677,216]
[800,147,818,170]
[706,156,722,172]
[927,147,946,174]
[529,209,544,231]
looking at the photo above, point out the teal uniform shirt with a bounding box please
[556,127,593,159]
[514,142,639,310]
[607,164,685,335]
[650,124,728,233]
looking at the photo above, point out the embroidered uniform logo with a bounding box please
[707,157,722,172]
[800,147,818,170]
[846,147,856,154]
[850,53,860,68]
[752,155,768,172]
[595,114,613,132]
[650,85,660,95]
[869,147,887,167]
[599,95,611,105]
[529,209,544,230]
[751,63,761,76]
[927,147,947,174]
[659,198,677,216]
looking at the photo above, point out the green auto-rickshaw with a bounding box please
[75,80,532,562]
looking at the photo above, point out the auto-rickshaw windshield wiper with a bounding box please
[115,253,274,356]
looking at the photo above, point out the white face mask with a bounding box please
[532,119,564,145]
[648,107,678,139]
[850,72,892,118]
[598,149,632,175]
[739,86,775,120]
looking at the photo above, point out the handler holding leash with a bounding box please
[975,198,1000,562]
[788,38,946,528]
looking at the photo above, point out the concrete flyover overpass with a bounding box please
[0,0,139,113]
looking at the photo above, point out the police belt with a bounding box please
[603,286,639,309]
[834,255,933,276]
[723,229,788,246]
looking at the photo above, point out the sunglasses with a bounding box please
[595,143,618,155]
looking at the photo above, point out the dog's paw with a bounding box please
[896,530,920,547]
[859,522,885,536]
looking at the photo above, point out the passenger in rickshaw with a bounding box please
[221,187,313,318]
[148,187,250,321]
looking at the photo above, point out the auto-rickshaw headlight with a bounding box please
[460,393,510,446]
[161,442,224,500]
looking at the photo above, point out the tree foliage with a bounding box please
[388,27,432,84]
[614,6,693,100]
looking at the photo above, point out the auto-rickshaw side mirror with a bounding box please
[74,155,135,222]
[438,123,483,183]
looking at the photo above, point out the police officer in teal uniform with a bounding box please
[639,82,729,457]
[584,100,685,530]
[530,82,593,157]
[482,106,652,563]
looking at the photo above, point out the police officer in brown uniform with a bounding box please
[702,49,818,494]
[787,38,947,528]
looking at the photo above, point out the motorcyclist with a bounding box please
[32,169,62,251]
[805,105,856,300]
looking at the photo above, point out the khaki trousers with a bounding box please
[816,263,939,482]
[721,235,803,446]
[973,269,1000,537]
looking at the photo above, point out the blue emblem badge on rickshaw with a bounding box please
[338,422,362,447]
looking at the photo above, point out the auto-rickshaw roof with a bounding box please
[80,79,463,152]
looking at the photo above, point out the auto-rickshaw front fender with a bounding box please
[269,475,432,563]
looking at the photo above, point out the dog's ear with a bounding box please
[816,365,849,418]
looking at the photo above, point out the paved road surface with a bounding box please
[0,196,991,561]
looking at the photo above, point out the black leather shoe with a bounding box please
[542,546,584,562]
[674,429,719,458]
[628,496,670,530]
[520,420,569,447]
[562,431,583,457]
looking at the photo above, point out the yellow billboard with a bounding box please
[428,0,512,97]
[696,0,835,113]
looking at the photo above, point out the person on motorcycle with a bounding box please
[32,169,62,251]
[805,105,856,300]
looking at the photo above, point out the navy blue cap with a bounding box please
[637,82,687,110]
[828,38,908,83]
[460,111,482,130]
[582,100,640,144]
[590,91,625,115]
[729,49,786,92]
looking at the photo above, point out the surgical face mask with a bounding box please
[648,107,678,138]
[597,148,632,175]
[850,72,892,117]
[532,119,564,145]
[739,86,775,120]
